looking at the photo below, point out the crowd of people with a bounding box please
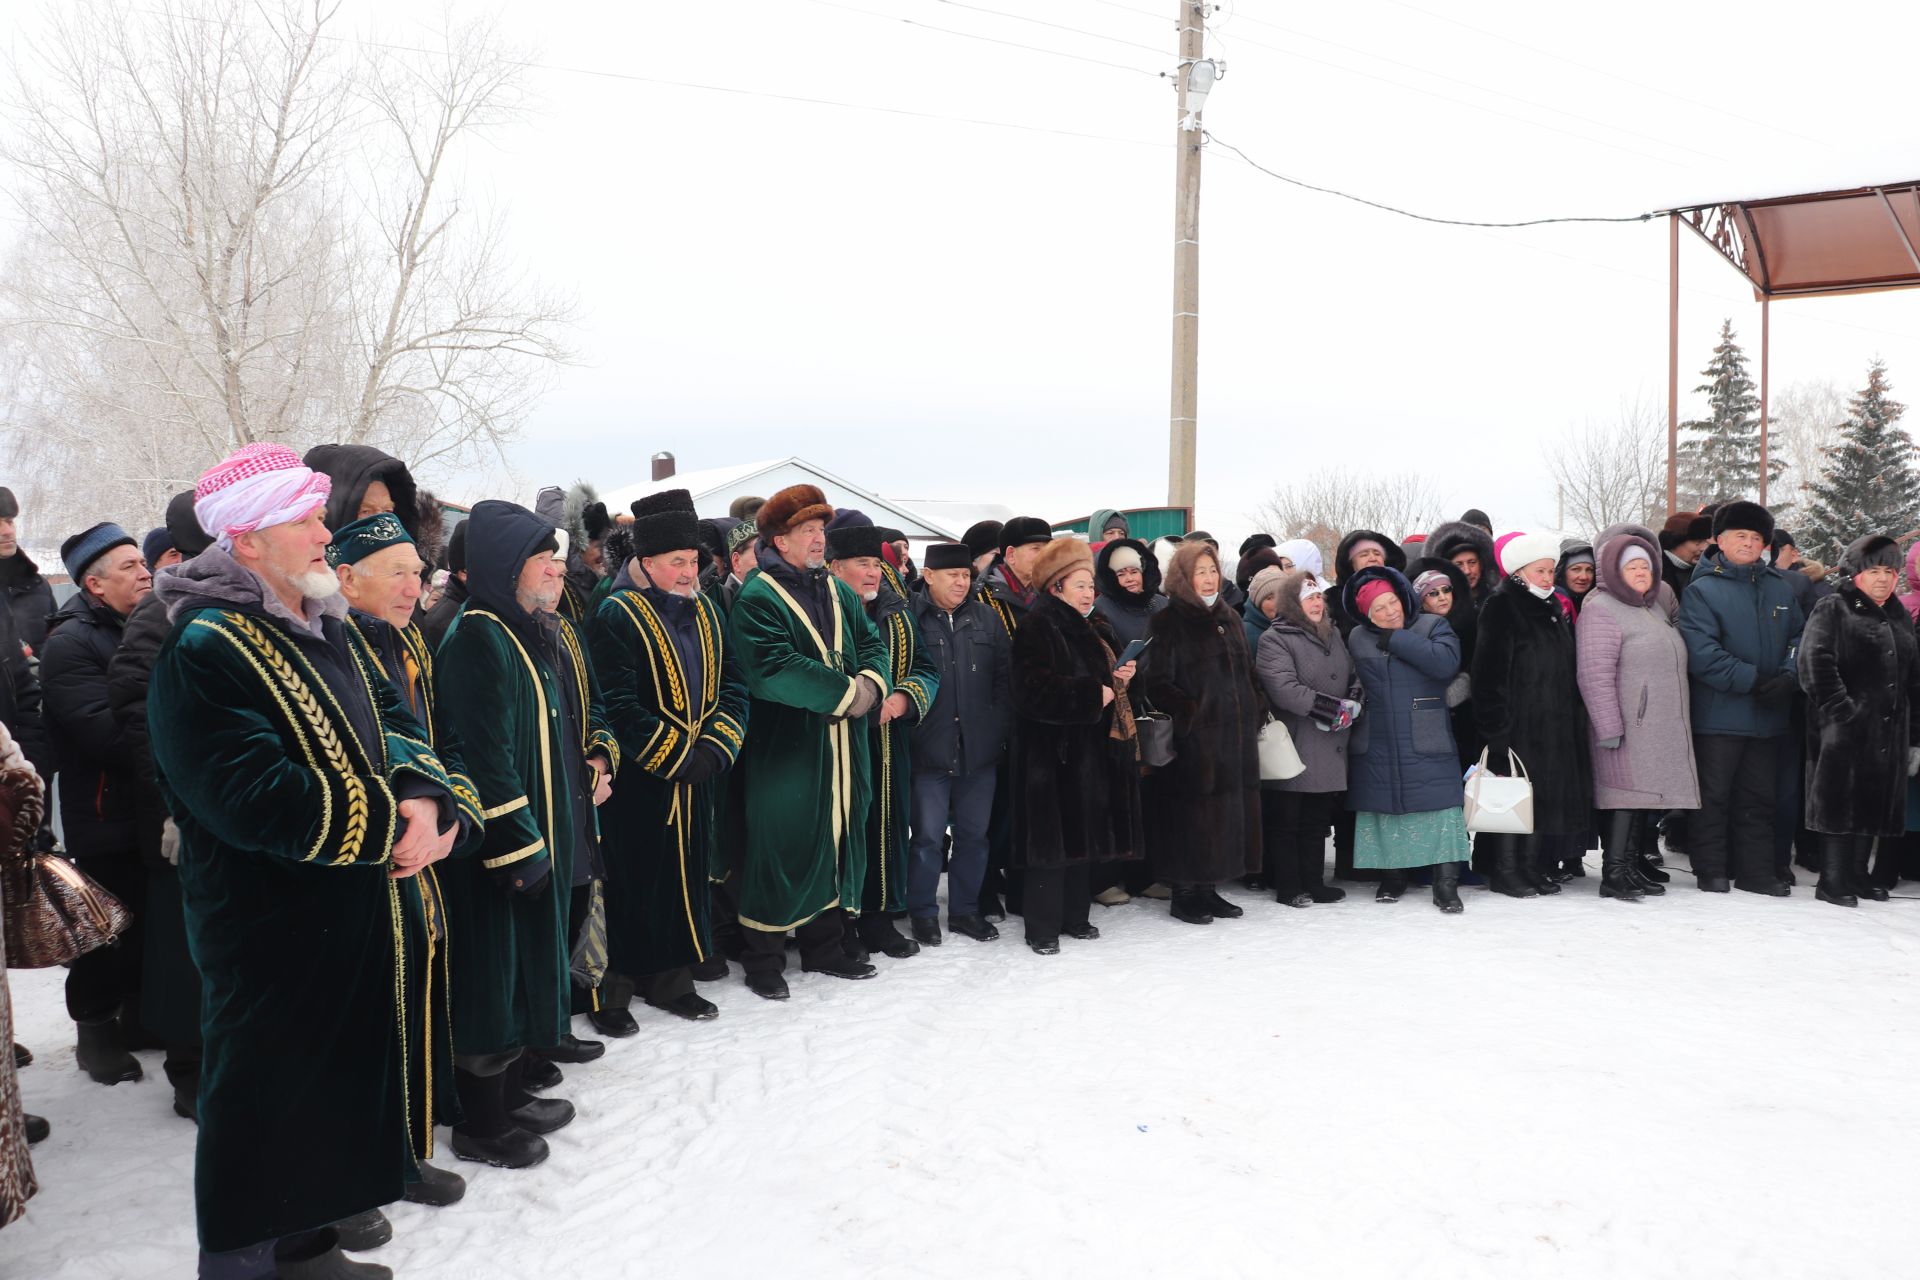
[1,446,1918,1278]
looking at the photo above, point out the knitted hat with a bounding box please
[141,527,172,567]
[629,488,701,558]
[1412,568,1452,599]
[999,516,1053,550]
[1355,579,1396,619]
[1460,508,1493,533]
[756,484,833,539]
[445,520,468,574]
[961,520,1004,561]
[163,489,213,559]
[1247,565,1288,612]
[61,522,136,580]
[326,513,414,568]
[0,487,15,520]
[1498,531,1560,576]
[1106,544,1143,572]
[1619,545,1653,569]
[1235,545,1285,592]
[1239,532,1277,557]
[923,542,971,572]
[1559,539,1595,568]
[1712,500,1774,545]
[1028,538,1093,593]
[826,508,872,532]
[726,519,759,556]
[1299,576,1325,601]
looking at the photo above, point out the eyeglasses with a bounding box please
[1425,585,1453,596]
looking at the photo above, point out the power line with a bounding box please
[1207,135,1654,227]
[927,0,1169,57]
[798,0,1165,77]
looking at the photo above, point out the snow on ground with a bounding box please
[2,863,1919,1280]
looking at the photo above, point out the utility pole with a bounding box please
[1167,0,1207,512]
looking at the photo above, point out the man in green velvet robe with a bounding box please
[587,490,749,1030]
[433,499,620,1172]
[726,483,891,1000]
[149,444,476,1277]
[827,521,938,961]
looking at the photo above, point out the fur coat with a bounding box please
[1800,584,1920,836]
[1472,573,1593,835]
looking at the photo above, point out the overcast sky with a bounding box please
[9,0,1920,546]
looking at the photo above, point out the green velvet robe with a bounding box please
[588,585,748,975]
[149,606,484,1253]
[349,614,469,1138]
[859,586,938,915]
[433,608,619,1055]
[726,570,890,931]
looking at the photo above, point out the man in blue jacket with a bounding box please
[1676,501,1805,895]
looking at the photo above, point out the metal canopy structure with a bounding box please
[1661,181,1920,511]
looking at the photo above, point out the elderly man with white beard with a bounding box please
[828,522,938,963]
[587,490,748,1031]
[148,444,470,1280]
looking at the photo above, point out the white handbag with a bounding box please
[1257,714,1307,781]
[1463,747,1534,834]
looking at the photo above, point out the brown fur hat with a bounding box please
[1164,539,1222,609]
[1028,537,1094,595]
[756,484,833,539]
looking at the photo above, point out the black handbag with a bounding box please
[1131,690,1176,769]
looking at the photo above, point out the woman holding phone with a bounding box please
[1137,540,1267,924]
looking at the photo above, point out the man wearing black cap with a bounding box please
[107,491,216,1121]
[0,487,55,654]
[1676,500,1805,895]
[907,543,1010,944]
[42,522,153,1085]
[975,516,1051,639]
[588,490,748,1028]
[829,521,939,962]
[961,519,1004,579]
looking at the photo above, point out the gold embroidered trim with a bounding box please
[482,795,529,819]
[482,839,546,870]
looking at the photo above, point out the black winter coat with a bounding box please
[1799,585,1920,837]
[910,593,1012,777]
[0,586,50,780]
[107,590,173,866]
[1137,588,1264,883]
[1091,537,1167,647]
[40,591,140,858]
[1471,576,1592,834]
[0,551,55,655]
[420,574,468,652]
[1009,594,1144,870]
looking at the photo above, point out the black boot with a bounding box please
[11,1042,30,1068]
[1374,873,1407,903]
[1599,810,1646,901]
[329,1210,390,1252]
[1852,835,1890,902]
[857,912,921,959]
[1431,861,1463,913]
[1816,834,1858,907]
[541,1033,605,1064]
[75,1014,142,1085]
[23,1114,48,1145]
[1524,842,1563,895]
[503,1051,574,1135]
[947,914,999,942]
[1169,886,1214,924]
[1489,835,1538,899]
[1202,886,1244,919]
[401,1161,466,1207]
[450,1061,549,1169]
[275,1230,394,1279]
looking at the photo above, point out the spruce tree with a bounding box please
[1800,360,1920,564]
[1676,319,1784,507]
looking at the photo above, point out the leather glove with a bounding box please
[1597,736,1622,750]
[1908,746,1920,778]
[1752,672,1796,706]
[674,744,725,786]
[845,674,882,719]
[160,818,181,865]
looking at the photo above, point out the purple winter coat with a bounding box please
[1575,525,1700,811]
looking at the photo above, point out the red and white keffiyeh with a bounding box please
[194,444,331,548]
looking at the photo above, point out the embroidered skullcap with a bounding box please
[326,513,414,568]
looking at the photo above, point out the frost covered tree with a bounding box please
[1676,319,1784,509]
[0,0,572,534]
[1798,361,1920,564]
[1542,395,1666,535]
[1255,468,1444,569]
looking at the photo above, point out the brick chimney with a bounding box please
[651,451,675,482]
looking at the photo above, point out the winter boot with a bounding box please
[1298,835,1345,901]
[23,1114,48,1145]
[1525,843,1563,894]
[1598,810,1646,901]
[450,1062,549,1170]
[1816,834,1859,907]
[274,1230,394,1280]
[1374,873,1407,904]
[857,912,921,959]
[909,916,942,947]
[1431,861,1464,914]
[841,915,871,964]
[329,1210,390,1252]
[1619,816,1665,895]
[401,1161,466,1207]
[75,1014,142,1085]
[1202,886,1244,918]
[1489,836,1538,899]
[12,1042,30,1068]
[1853,836,1890,902]
[1169,886,1214,924]
[503,1051,574,1135]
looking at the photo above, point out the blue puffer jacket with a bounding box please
[1343,566,1465,815]
[1676,547,1805,738]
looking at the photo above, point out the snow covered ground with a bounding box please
[2,864,1919,1280]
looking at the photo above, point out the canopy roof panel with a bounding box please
[1667,183,1920,299]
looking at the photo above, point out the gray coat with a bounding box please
[1254,571,1354,794]
[1575,527,1699,810]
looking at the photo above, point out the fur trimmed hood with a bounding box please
[1424,520,1499,598]
[1164,539,1227,612]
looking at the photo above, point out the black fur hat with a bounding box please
[629,489,701,558]
[1840,534,1902,578]
[1711,500,1774,546]
[827,523,895,562]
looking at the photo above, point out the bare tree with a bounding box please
[1769,378,1850,520]
[1254,468,1445,568]
[1541,395,1667,537]
[0,0,571,534]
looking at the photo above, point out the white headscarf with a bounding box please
[1275,538,1324,579]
